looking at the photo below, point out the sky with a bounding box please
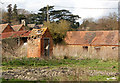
[0,0,119,23]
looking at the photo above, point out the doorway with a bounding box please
[44,38,50,56]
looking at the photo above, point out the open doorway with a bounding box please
[44,38,50,56]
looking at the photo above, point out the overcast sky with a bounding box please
[1,0,119,23]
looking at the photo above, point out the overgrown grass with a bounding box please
[2,57,79,67]
[76,59,118,72]
[2,57,119,81]
[2,78,47,83]
[2,57,118,72]
[89,75,118,81]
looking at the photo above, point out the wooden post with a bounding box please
[18,37,20,46]
[47,5,49,22]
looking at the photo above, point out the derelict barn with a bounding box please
[27,28,53,58]
[12,24,26,31]
[0,23,15,33]
[0,23,30,45]
[64,30,119,60]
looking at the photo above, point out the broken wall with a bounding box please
[53,45,118,60]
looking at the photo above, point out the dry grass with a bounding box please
[2,43,27,59]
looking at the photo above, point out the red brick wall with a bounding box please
[27,28,53,58]
[2,25,14,33]
[19,26,25,31]
[41,29,53,56]
[27,37,41,58]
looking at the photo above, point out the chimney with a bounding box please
[86,27,90,31]
[21,19,26,26]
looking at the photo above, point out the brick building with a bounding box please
[64,30,119,60]
[12,24,26,31]
[1,30,31,45]
[27,28,53,58]
[0,23,14,33]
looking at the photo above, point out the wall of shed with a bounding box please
[53,45,118,60]
[27,37,41,58]
[41,29,53,56]
[27,29,53,58]
[2,25,14,33]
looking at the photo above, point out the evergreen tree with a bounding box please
[28,5,80,29]
[12,4,19,24]
[13,4,18,19]
[7,4,12,23]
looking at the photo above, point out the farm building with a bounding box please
[1,30,31,56]
[12,24,26,31]
[27,28,53,58]
[64,30,119,60]
[1,31,31,45]
[0,23,14,33]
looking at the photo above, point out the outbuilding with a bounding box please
[0,23,14,33]
[27,27,53,58]
[64,30,119,60]
[12,24,26,31]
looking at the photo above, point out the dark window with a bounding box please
[112,47,116,50]
[83,46,88,51]
[94,46,100,52]
[28,37,30,39]
[37,30,41,33]
[34,37,37,39]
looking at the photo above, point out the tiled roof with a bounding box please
[29,28,47,37]
[1,31,31,39]
[36,24,43,28]
[65,30,119,46]
[27,24,36,28]
[0,23,9,33]
[12,24,24,31]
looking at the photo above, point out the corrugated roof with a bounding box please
[0,23,10,33]
[1,31,31,39]
[65,30,119,46]
[12,24,24,31]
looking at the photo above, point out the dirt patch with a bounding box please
[2,67,119,81]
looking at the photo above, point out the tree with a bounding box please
[18,14,26,22]
[12,4,19,24]
[50,10,80,28]
[0,9,7,23]
[28,5,80,29]
[44,20,70,44]
[79,12,118,31]
[13,4,18,17]
[96,12,118,30]
[38,6,54,22]
[7,4,12,23]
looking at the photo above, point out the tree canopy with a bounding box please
[27,5,80,29]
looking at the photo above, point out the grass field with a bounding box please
[2,57,119,81]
